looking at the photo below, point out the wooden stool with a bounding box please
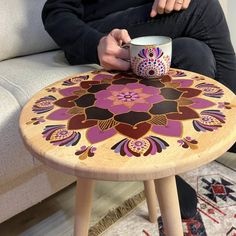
[20,69,236,236]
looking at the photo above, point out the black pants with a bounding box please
[89,0,236,92]
[89,0,236,153]
[88,0,236,218]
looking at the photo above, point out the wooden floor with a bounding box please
[0,181,143,236]
[0,152,234,236]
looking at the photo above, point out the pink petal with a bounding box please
[95,99,113,109]
[173,79,193,88]
[152,120,182,137]
[47,108,73,120]
[95,90,111,99]
[59,86,81,96]
[132,103,151,112]
[109,105,129,114]
[107,84,125,91]
[189,98,215,109]
[87,126,117,144]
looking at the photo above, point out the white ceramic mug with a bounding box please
[130,36,172,78]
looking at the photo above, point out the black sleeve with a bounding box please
[42,0,105,65]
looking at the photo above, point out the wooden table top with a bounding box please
[19,69,236,181]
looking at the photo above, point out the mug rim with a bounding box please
[130,36,172,47]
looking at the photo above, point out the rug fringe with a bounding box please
[89,190,145,236]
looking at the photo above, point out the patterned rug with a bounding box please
[98,161,236,236]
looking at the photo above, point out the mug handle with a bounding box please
[120,42,130,49]
[120,43,131,62]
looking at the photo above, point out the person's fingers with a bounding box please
[150,0,159,17]
[182,0,191,9]
[101,56,130,71]
[102,33,130,60]
[109,46,130,60]
[115,47,130,60]
[97,34,130,70]
[174,0,183,11]
[110,29,131,44]
[157,0,167,14]
[150,0,190,17]
[165,0,175,13]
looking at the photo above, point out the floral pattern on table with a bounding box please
[75,146,96,160]
[177,136,198,149]
[111,136,169,157]
[28,70,234,158]
[42,125,81,146]
[32,95,56,114]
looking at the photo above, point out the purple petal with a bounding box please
[109,105,130,114]
[173,79,193,88]
[95,99,113,109]
[59,86,81,96]
[152,120,182,137]
[47,108,73,120]
[142,86,160,94]
[146,94,164,103]
[146,137,158,155]
[123,142,133,157]
[132,103,151,112]
[107,84,125,91]
[126,83,144,90]
[190,98,215,109]
[87,126,116,144]
[95,90,111,99]
[93,74,113,81]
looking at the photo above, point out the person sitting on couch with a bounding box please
[41,0,236,228]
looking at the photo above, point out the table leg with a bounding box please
[74,177,95,236]
[143,180,157,223]
[154,176,183,236]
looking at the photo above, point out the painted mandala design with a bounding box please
[75,145,96,160]
[26,116,45,125]
[131,47,170,78]
[178,136,198,149]
[30,70,233,158]
[42,125,80,146]
[111,136,169,157]
[196,83,224,98]
[167,69,187,77]
[32,95,56,114]
[193,110,225,132]
[62,75,89,86]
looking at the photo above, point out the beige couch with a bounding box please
[0,0,98,223]
[0,0,233,224]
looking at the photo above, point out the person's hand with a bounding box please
[97,29,131,71]
[150,0,191,17]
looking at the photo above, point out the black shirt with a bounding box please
[42,0,151,64]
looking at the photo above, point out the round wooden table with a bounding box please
[20,69,236,236]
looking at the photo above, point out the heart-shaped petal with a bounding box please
[115,122,151,139]
[167,107,200,120]
[68,114,97,130]
[54,95,78,108]
[189,98,215,109]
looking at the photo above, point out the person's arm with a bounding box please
[42,0,105,65]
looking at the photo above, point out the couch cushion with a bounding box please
[0,86,37,185]
[0,0,58,61]
[0,50,99,106]
[0,51,97,184]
